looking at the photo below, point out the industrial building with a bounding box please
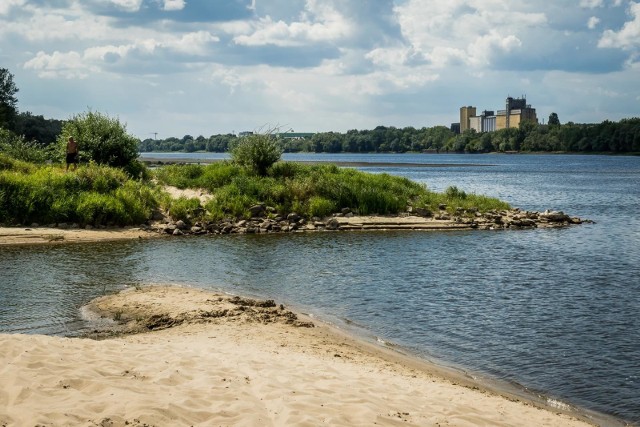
[453,97,537,134]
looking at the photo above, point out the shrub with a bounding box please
[231,132,282,176]
[57,110,139,172]
[307,196,336,218]
[168,196,202,222]
[268,161,302,179]
[0,128,55,164]
[445,186,467,199]
[76,192,126,225]
[0,160,160,226]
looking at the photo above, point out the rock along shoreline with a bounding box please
[0,206,592,245]
[147,205,592,237]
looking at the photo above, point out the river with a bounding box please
[1,153,639,424]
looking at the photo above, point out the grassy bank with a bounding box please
[154,161,510,222]
[0,153,510,227]
[0,154,160,226]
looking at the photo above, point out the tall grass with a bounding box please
[0,130,57,164]
[154,161,510,221]
[0,160,160,226]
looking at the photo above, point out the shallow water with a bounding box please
[1,153,639,424]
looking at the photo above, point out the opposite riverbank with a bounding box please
[0,285,617,426]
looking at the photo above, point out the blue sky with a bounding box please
[1,0,639,139]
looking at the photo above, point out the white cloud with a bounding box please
[0,0,26,15]
[23,50,94,79]
[366,46,419,68]
[599,1,640,48]
[393,1,541,70]
[22,29,218,78]
[162,0,186,12]
[233,1,352,46]
[588,16,601,29]
[166,31,219,55]
[467,31,522,67]
[580,0,604,8]
[107,0,144,12]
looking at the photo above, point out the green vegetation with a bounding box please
[140,117,640,155]
[155,161,509,222]
[0,155,160,226]
[230,132,282,176]
[0,128,56,163]
[0,68,19,131]
[0,147,509,227]
[57,110,144,176]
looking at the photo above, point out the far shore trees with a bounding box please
[0,68,19,131]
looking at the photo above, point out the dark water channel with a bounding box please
[1,153,639,424]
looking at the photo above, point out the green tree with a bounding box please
[548,112,560,126]
[14,112,63,145]
[0,68,19,131]
[57,110,140,171]
[231,131,282,176]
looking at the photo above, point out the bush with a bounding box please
[168,196,202,222]
[57,110,139,172]
[0,128,55,164]
[0,159,160,226]
[307,196,336,218]
[231,132,282,176]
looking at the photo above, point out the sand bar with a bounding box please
[0,226,161,246]
[0,285,616,426]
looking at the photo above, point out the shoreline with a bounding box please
[0,285,624,426]
[0,207,587,245]
[0,225,163,246]
[141,157,494,168]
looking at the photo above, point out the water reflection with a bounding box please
[0,241,144,335]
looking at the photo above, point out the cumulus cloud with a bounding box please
[580,0,604,8]
[234,1,352,46]
[162,0,186,11]
[393,1,544,70]
[22,28,219,78]
[599,1,640,48]
[23,50,94,79]
[107,0,144,12]
[0,0,26,15]
[5,0,638,136]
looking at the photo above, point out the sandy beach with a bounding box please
[0,285,608,427]
[0,226,162,246]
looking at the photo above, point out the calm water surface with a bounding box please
[1,153,639,424]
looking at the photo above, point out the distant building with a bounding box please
[459,106,477,133]
[238,131,254,137]
[457,97,537,133]
[481,110,496,132]
[469,116,482,133]
[496,97,537,130]
[450,123,461,134]
[278,132,315,139]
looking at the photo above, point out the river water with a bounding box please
[1,153,639,424]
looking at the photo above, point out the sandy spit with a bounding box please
[0,285,610,427]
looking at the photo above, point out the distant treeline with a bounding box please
[139,118,640,154]
[7,112,64,146]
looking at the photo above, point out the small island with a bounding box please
[0,126,587,245]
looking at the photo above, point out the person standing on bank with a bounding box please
[66,136,78,171]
